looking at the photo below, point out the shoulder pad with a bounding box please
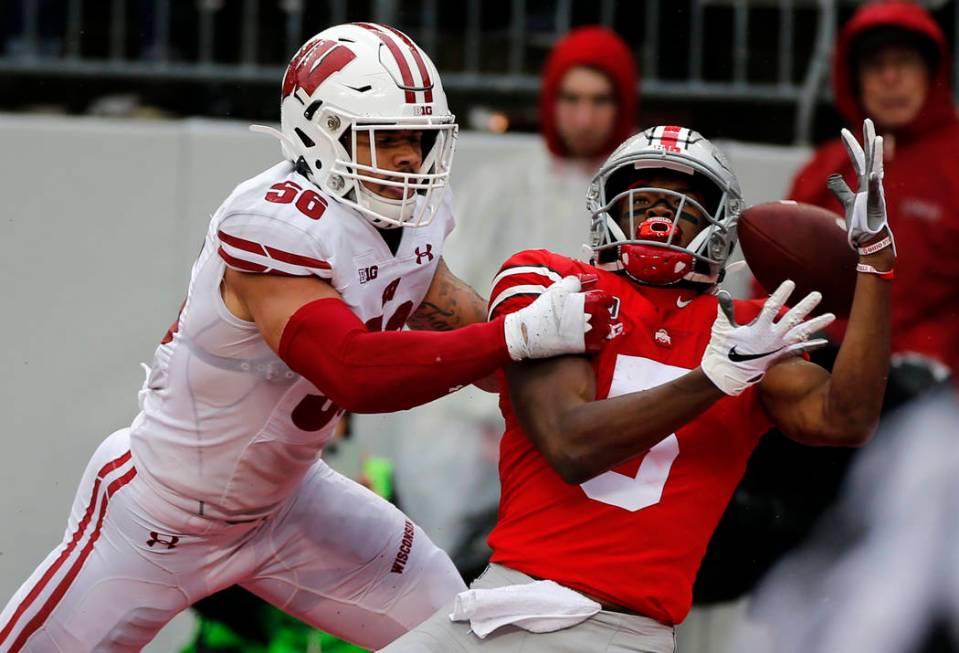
[487,249,576,320]
[217,211,332,278]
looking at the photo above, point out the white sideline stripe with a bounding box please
[3,455,136,645]
[487,285,546,320]
[489,266,563,293]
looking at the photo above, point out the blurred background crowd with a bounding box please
[1,1,958,651]
[5,0,956,142]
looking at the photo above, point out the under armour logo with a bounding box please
[146,531,180,549]
[415,244,434,264]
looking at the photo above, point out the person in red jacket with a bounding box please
[539,25,638,161]
[699,1,959,629]
[449,26,640,282]
[789,0,959,388]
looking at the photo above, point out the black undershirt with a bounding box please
[377,225,404,256]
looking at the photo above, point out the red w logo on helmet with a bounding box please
[282,37,357,98]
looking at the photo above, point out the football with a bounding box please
[738,201,857,318]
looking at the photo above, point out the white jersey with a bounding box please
[129,161,453,522]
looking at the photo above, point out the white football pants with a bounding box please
[0,429,465,652]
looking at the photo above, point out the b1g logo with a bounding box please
[359,265,379,284]
[413,105,433,116]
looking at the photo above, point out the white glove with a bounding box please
[701,280,836,396]
[503,276,611,361]
[826,118,896,256]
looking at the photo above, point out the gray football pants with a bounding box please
[378,564,675,652]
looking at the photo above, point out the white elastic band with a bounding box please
[856,263,894,280]
[858,235,893,256]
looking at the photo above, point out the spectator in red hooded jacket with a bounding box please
[690,5,959,642]
[539,26,638,162]
[449,25,639,287]
[789,0,959,392]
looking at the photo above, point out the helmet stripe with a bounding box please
[355,22,417,103]
[660,125,684,153]
[381,25,434,103]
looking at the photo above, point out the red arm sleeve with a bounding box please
[278,298,513,414]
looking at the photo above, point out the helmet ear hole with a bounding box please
[295,157,312,178]
[338,129,352,156]
[303,100,323,121]
[295,128,315,148]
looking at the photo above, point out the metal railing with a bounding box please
[0,0,954,143]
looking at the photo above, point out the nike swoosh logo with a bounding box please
[728,345,784,363]
[676,296,694,308]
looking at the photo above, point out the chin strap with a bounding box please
[355,184,409,229]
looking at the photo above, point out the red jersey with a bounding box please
[487,250,773,625]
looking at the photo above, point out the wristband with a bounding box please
[856,263,894,280]
[857,235,893,256]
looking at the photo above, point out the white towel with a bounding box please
[448,579,602,638]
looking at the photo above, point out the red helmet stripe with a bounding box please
[659,125,683,153]
[354,22,417,103]
[381,25,434,103]
[283,39,356,98]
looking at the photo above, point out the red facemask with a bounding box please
[618,217,693,285]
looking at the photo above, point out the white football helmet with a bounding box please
[267,22,457,228]
[587,126,744,288]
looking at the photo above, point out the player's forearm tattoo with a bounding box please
[408,265,487,331]
[409,301,459,331]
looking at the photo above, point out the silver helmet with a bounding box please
[587,126,744,288]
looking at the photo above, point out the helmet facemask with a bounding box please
[590,169,737,288]
[330,115,457,229]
